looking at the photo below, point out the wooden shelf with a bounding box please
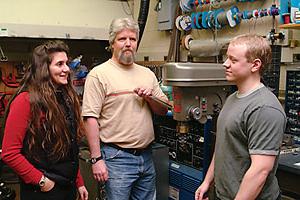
[136,61,166,67]
[279,23,300,30]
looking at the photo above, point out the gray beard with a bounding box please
[119,51,135,65]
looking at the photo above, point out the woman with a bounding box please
[1,40,88,200]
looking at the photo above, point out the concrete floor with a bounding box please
[3,184,300,200]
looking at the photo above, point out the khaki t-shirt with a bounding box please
[82,59,167,148]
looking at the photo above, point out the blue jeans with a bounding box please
[101,145,156,200]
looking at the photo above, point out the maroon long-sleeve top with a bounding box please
[1,92,84,187]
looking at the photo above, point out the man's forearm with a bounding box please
[203,153,215,185]
[84,117,101,157]
[234,168,268,200]
[234,155,275,200]
[146,98,168,116]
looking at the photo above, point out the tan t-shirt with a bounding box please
[82,59,168,148]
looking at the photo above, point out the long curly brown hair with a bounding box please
[21,40,85,162]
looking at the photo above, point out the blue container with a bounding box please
[291,0,300,23]
[280,0,290,23]
[161,85,173,101]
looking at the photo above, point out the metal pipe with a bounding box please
[137,0,150,49]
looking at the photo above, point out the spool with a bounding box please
[268,6,279,16]
[202,11,209,29]
[215,9,227,29]
[180,0,189,12]
[175,15,192,31]
[181,34,193,50]
[207,11,215,28]
[195,12,203,29]
[191,12,197,29]
[253,9,259,18]
[227,6,240,27]
[260,9,268,17]
[175,16,183,31]
[242,10,253,19]
[180,0,195,12]
[180,15,192,31]
[217,11,229,27]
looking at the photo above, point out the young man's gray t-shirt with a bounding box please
[214,85,286,200]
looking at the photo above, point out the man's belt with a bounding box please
[102,142,152,156]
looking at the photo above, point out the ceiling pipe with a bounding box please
[137,0,150,50]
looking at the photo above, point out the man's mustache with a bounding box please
[122,48,134,53]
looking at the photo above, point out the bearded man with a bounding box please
[81,17,168,200]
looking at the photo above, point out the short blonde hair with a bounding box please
[229,34,271,74]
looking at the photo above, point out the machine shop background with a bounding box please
[0,0,300,200]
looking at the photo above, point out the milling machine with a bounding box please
[159,62,233,173]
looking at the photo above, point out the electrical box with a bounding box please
[157,0,178,31]
[169,161,203,200]
[262,45,282,97]
[285,69,300,142]
[152,143,169,200]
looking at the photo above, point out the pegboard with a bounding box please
[0,61,23,117]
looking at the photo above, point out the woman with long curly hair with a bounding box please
[1,40,88,200]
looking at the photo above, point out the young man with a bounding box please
[81,18,168,200]
[195,34,286,200]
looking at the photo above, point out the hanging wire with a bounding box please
[209,3,221,63]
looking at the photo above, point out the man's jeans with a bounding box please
[101,145,156,200]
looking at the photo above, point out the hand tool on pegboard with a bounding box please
[0,69,19,88]
[0,93,7,117]
[0,46,8,62]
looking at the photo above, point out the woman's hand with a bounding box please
[78,185,88,200]
[40,177,55,192]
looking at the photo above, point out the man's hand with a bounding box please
[195,181,210,200]
[134,87,168,115]
[92,160,108,182]
[133,87,153,100]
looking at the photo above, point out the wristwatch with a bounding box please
[90,155,103,164]
[39,175,46,187]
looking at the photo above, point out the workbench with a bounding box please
[277,152,300,199]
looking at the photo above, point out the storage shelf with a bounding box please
[279,23,300,30]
